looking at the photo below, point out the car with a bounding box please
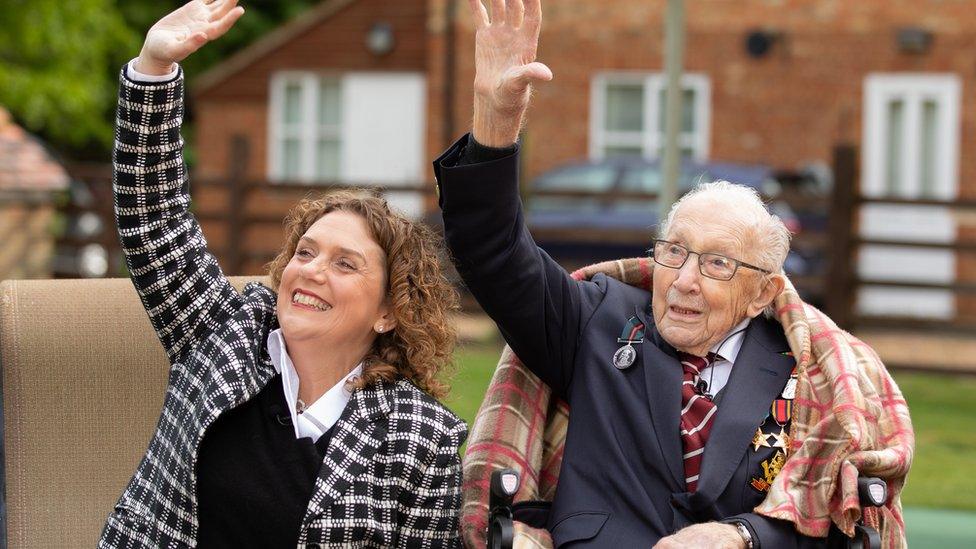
[524,156,811,276]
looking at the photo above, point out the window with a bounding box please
[862,74,960,199]
[590,73,710,161]
[269,73,342,182]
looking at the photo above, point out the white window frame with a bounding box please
[862,73,961,199]
[589,72,711,161]
[268,71,342,183]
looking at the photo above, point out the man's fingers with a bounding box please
[503,61,553,94]
[466,0,490,29]
[515,62,553,84]
[522,0,542,37]
[206,6,244,40]
[489,0,507,25]
[506,0,524,28]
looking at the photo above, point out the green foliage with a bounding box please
[0,0,319,160]
[0,0,138,153]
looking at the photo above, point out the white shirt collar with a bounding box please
[709,317,752,364]
[267,329,362,440]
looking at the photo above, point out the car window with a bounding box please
[534,165,618,192]
[620,167,662,192]
[620,167,706,193]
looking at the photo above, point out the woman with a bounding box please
[100,1,465,547]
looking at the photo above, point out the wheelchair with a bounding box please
[486,469,888,549]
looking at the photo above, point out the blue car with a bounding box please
[525,156,809,276]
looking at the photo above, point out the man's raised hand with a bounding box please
[136,0,245,76]
[468,0,553,147]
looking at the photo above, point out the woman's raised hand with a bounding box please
[467,0,552,147]
[136,0,245,76]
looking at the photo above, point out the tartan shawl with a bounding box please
[461,257,913,548]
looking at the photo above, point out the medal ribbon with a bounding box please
[617,315,645,343]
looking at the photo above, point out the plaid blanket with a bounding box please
[461,258,912,548]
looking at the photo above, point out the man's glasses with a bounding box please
[648,239,771,281]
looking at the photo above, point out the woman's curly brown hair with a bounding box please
[267,189,459,399]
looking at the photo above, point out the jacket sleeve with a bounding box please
[396,421,468,548]
[434,135,604,398]
[725,513,828,548]
[114,66,240,363]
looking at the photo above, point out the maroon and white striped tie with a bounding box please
[678,352,718,492]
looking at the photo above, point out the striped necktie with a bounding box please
[677,352,718,492]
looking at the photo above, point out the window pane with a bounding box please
[604,145,643,158]
[919,99,938,197]
[319,79,341,127]
[283,83,302,125]
[605,83,644,132]
[885,99,904,194]
[316,139,340,180]
[281,138,301,180]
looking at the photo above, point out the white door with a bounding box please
[342,73,427,217]
[859,73,961,319]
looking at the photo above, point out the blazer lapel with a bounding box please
[693,316,794,504]
[638,307,686,490]
[301,380,392,529]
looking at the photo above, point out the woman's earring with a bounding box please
[376,324,384,333]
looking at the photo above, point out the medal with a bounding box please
[771,399,792,425]
[751,427,771,451]
[781,377,797,399]
[751,450,787,493]
[781,365,798,399]
[770,426,791,450]
[613,344,637,369]
[612,315,646,371]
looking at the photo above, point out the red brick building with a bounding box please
[193,0,975,320]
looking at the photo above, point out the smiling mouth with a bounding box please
[669,305,702,316]
[292,290,332,311]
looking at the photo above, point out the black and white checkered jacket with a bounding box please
[99,68,466,548]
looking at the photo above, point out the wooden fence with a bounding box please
[57,148,976,348]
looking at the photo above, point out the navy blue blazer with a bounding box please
[435,135,826,548]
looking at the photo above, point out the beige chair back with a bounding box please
[0,276,263,548]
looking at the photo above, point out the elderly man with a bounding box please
[434,0,837,547]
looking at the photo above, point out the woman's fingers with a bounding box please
[207,0,239,22]
[205,6,244,41]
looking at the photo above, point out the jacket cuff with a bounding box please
[432,133,520,210]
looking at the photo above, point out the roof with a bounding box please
[194,0,358,95]
[0,107,69,192]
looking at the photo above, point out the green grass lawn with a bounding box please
[445,347,976,512]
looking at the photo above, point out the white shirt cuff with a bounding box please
[126,58,179,83]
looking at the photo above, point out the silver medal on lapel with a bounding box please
[612,343,637,370]
[781,376,797,399]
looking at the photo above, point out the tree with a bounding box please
[0,0,319,160]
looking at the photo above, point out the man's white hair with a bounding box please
[658,180,792,274]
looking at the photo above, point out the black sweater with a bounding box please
[195,375,335,547]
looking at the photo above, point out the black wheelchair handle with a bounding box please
[857,477,887,508]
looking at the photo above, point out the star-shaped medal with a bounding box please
[770,426,791,450]
[751,427,771,451]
